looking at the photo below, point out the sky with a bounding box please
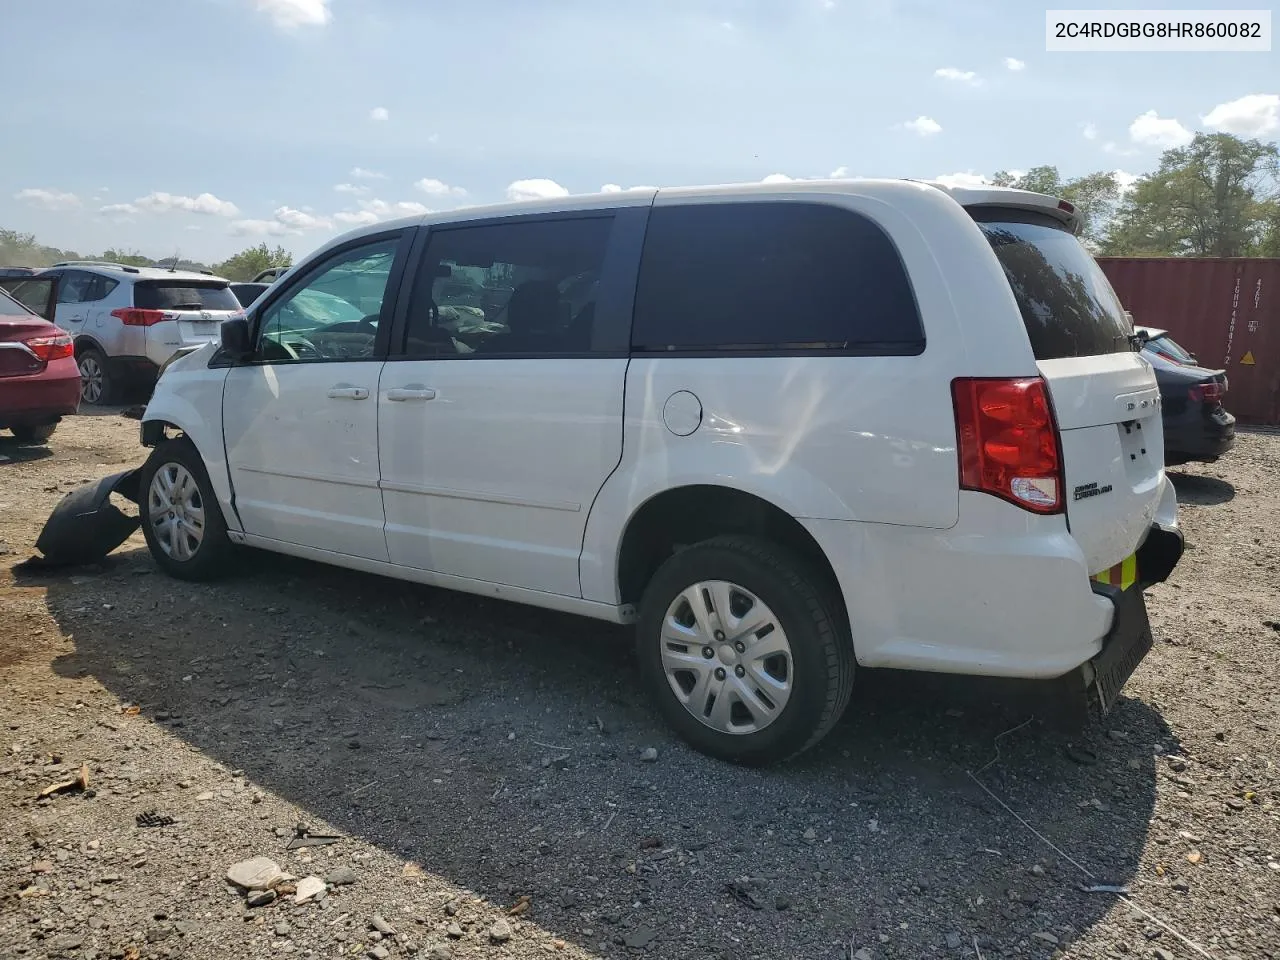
[1,0,1277,264]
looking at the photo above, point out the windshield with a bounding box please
[134,281,240,311]
[974,211,1132,360]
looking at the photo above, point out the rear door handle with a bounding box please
[386,387,437,402]
[327,385,370,400]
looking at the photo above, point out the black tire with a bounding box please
[138,437,234,581]
[10,422,57,443]
[77,346,116,406]
[636,535,854,766]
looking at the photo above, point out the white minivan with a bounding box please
[137,180,1183,765]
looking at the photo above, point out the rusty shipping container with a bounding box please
[1097,257,1280,425]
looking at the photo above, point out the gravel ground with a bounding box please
[1,412,1278,960]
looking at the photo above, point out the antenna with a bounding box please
[169,250,181,273]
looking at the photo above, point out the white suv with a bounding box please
[137,180,1184,765]
[37,262,242,405]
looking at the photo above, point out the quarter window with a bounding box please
[257,237,400,363]
[631,202,924,353]
[403,217,613,357]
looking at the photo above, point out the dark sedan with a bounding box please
[1136,326,1236,466]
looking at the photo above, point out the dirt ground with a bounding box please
[1,412,1278,960]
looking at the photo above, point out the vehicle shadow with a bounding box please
[1169,471,1235,506]
[34,547,1173,958]
[0,437,53,465]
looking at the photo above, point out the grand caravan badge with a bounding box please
[1073,481,1114,502]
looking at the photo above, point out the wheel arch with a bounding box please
[615,484,847,627]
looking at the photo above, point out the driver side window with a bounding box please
[257,237,400,363]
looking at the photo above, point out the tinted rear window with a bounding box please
[632,201,924,353]
[975,210,1131,360]
[134,281,239,311]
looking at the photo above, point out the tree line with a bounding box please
[4,132,1278,274]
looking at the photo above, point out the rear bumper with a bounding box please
[0,358,81,427]
[1164,409,1236,463]
[802,490,1184,681]
[107,355,161,385]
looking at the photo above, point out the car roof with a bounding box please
[311,178,1080,264]
[46,262,226,282]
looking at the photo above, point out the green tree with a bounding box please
[214,243,293,281]
[99,248,153,268]
[1102,133,1280,257]
[989,165,1121,248]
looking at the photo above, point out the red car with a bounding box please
[0,277,79,443]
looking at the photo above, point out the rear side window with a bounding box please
[974,211,1131,360]
[632,202,923,353]
[133,281,240,311]
[1145,333,1196,365]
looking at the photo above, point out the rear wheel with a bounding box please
[10,422,57,444]
[77,346,115,406]
[636,536,853,766]
[139,437,233,581]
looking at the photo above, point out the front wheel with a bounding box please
[139,437,234,581]
[636,536,854,766]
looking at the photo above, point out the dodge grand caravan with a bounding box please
[136,180,1183,765]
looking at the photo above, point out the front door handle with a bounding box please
[327,385,370,400]
[386,387,437,402]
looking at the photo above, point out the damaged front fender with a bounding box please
[33,467,144,567]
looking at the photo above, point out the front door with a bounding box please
[222,231,411,560]
[379,213,639,597]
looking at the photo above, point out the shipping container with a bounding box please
[1097,257,1280,425]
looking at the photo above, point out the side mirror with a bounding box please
[220,316,253,359]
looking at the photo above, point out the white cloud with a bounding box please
[136,191,239,217]
[901,116,942,137]
[254,0,331,29]
[1082,122,1099,141]
[1103,140,1139,157]
[369,106,389,122]
[14,188,81,211]
[506,178,570,202]
[1129,110,1193,149]
[1113,170,1139,193]
[350,167,387,180]
[934,67,979,85]
[1003,57,1026,71]
[1202,93,1280,137]
[334,210,381,226]
[934,172,989,188]
[414,177,465,197]
[600,184,623,193]
[365,198,430,218]
[761,173,795,183]
[230,205,332,237]
[829,166,850,178]
[99,202,140,216]
[334,183,370,195]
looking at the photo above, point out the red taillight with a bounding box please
[1189,382,1222,404]
[111,307,167,326]
[952,377,1063,514]
[23,330,74,362]
[1058,199,1075,214]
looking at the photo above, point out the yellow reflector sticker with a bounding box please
[1092,554,1138,590]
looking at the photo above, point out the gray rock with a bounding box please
[1031,932,1059,945]
[427,949,452,960]
[1153,950,1174,960]
[1030,864,1046,877]
[489,918,513,943]
[369,948,390,960]
[446,923,463,939]
[640,747,659,763]
[325,866,357,886]
[227,857,288,891]
[369,932,383,943]
[802,828,817,841]
[247,890,277,908]
[1226,797,1246,811]
[371,915,395,935]
[854,951,874,960]
[444,901,459,917]
[774,894,791,911]
[945,932,962,950]
[275,922,291,938]
[625,926,657,949]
